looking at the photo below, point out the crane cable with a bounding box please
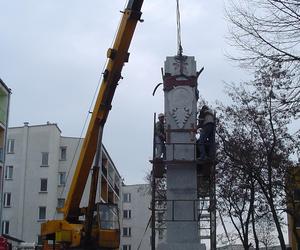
[136,215,152,250]
[176,0,183,56]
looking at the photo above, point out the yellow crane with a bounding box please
[41,1,144,249]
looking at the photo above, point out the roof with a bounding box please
[0,79,11,94]
[9,123,62,133]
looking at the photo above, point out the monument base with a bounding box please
[157,242,206,250]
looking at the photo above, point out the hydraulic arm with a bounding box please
[41,1,144,249]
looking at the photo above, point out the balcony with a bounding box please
[0,106,7,126]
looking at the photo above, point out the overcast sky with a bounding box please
[0,0,248,184]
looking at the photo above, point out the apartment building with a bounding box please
[0,79,11,231]
[121,184,152,250]
[2,123,122,244]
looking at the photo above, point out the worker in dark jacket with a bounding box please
[155,113,166,158]
[197,105,215,160]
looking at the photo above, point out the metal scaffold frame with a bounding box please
[150,113,217,250]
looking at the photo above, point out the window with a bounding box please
[296,216,300,228]
[40,179,48,192]
[123,227,131,237]
[5,166,13,180]
[41,152,49,167]
[0,148,3,162]
[57,198,65,209]
[2,221,9,234]
[3,193,11,207]
[60,147,67,161]
[122,245,131,250]
[158,229,164,240]
[58,172,66,186]
[123,193,131,203]
[37,235,43,245]
[294,189,300,201]
[7,139,14,154]
[123,209,131,219]
[38,207,46,220]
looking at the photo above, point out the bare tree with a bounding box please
[216,62,298,249]
[256,215,277,249]
[217,160,257,249]
[226,0,300,117]
[227,0,300,64]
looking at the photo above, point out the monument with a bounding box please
[157,54,206,250]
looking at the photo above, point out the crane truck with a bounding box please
[40,0,144,249]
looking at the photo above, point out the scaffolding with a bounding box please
[150,113,217,250]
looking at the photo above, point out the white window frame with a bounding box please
[3,192,11,207]
[123,209,131,219]
[5,166,13,180]
[123,193,131,203]
[58,172,66,186]
[2,221,9,234]
[38,206,46,221]
[41,152,49,167]
[59,146,67,161]
[123,227,131,237]
[7,139,14,154]
[40,178,48,192]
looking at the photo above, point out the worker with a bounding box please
[155,113,166,159]
[197,105,215,160]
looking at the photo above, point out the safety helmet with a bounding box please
[202,105,208,110]
[158,113,164,118]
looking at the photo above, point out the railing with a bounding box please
[166,142,197,161]
[154,199,209,222]
[154,141,215,162]
[101,164,107,176]
[107,173,114,187]
[153,198,213,241]
[114,184,120,196]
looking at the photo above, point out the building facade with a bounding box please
[2,123,122,244]
[0,79,11,234]
[121,184,152,250]
[287,166,300,250]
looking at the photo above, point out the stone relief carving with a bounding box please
[168,86,194,128]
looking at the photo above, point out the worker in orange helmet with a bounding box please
[155,113,166,159]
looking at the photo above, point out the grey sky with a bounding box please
[0,0,247,184]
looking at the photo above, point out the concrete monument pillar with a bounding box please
[157,55,206,250]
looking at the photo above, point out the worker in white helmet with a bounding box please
[155,113,166,158]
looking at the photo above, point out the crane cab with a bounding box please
[92,203,120,249]
[41,203,120,250]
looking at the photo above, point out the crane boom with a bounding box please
[41,1,144,249]
[63,0,144,221]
